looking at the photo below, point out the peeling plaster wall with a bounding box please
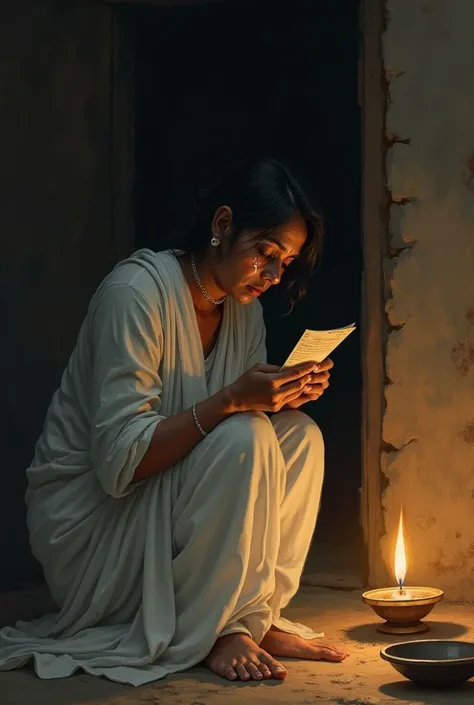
[381,1,474,597]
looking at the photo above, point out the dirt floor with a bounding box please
[2,585,474,705]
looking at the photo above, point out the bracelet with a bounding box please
[192,402,208,438]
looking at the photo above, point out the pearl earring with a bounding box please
[210,235,220,247]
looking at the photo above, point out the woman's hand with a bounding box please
[282,358,333,410]
[227,362,318,414]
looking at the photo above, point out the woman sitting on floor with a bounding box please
[0,158,347,686]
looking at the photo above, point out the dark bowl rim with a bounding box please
[381,639,474,666]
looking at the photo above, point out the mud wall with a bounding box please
[381,0,474,597]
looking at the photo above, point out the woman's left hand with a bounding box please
[282,358,333,409]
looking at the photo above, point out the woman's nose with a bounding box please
[266,261,281,284]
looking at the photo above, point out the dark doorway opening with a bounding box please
[130,0,363,581]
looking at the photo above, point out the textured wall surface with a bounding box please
[381,0,474,597]
[0,0,116,589]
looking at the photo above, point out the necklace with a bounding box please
[190,252,226,305]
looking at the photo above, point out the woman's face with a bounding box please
[211,207,307,304]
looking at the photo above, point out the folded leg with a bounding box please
[269,410,325,637]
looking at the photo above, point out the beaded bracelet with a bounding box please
[192,402,208,438]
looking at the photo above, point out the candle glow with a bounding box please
[362,508,443,634]
[394,509,407,589]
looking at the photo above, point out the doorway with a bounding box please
[129,0,363,581]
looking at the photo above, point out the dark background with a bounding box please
[0,0,361,591]
[131,0,363,574]
[0,0,115,591]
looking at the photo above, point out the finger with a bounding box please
[283,395,309,409]
[280,388,310,407]
[274,363,316,386]
[272,389,305,412]
[255,363,283,374]
[305,380,329,393]
[303,389,323,399]
[309,371,330,384]
[317,358,334,371]
[279,374,313,395]
[280,374,329,401]
[305,392,324,401]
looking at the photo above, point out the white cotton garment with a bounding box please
[0,250,324,686]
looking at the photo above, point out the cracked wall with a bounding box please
[381,0,474,598]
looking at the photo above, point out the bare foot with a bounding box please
[260,626,348,662]
[204,633,288,681]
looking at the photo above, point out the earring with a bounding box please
[253,254,258,273]
[210,235,220,247]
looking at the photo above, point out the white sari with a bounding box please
[0,250,324,686]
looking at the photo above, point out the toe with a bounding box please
[261,654,287,679]
[246,662,264,680]
[273,665,287,679]
[257,662,272,679]
[224,665,238,680]
[319,647,347,662]
[235,663,251,681]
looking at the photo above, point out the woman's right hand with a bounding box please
[227,362,317,413]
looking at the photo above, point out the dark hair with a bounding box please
[183,158,323,309]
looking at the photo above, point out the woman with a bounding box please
[0,158,347,686]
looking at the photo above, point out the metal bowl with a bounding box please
[381,640,474,687]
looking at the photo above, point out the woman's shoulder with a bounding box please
[100,249,183,302]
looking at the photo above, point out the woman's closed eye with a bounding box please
[257,247,289,271]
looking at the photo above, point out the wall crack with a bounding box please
[384,310,410,333]
[390,195,416,206]
[386,131,411,146]
[382,438,419,455]
[387,242,417,258]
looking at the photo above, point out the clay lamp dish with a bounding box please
[381,640,474,687]
[362,586,444,634]
[362,509,443,634]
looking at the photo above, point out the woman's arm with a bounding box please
[89,285,307,494]
[134,300,268,481]
[132,389,235,481]
[90,283,239,494]
[133,298,270,482]
[90,283,167,496]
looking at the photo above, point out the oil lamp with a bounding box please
[362,510,444,635]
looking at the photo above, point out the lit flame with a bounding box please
[394,509,407,588]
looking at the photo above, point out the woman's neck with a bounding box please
[179,253,222,315]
